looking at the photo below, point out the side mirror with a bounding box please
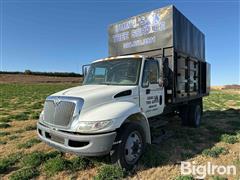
[143,80,149,88]
[84,67,88,77]
[158,78,164,87]
[163,57,169,75]
[82,64,90,80]
[142,70,150,88]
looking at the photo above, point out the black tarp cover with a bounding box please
[108,5,205,61]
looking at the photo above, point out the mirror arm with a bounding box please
[82,64,91,80]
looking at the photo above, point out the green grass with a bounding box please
[0,83,78,177]
[29,111,40,119]
[203,91,240,111]
[210,176,227,180]
[9,112,29,121]
[0,84,75,109]
[1,84,240,178]
[0,131,10,136]
[9,167,39,180]
[43,156,68,176]
[0,84,75,125]
[0,153,23,173]
[9,135,20,140]
[0,140,7,145]
[24,125,37,131]
[69,156,93,171]
[94,165,125,180]
[139,144,168,168]
[202,147,228,158]
[42,154,92,176]
[21,152,45,167]
[0,117,11,123]
[0,123,11,128]
[181,151,194,159]
[31,102,43,109]
[220,134,239,144]
[175,175,194,180]
[44,151,62,159]
[17,138,41,149]
[13,129,25,134]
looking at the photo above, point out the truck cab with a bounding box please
[84,55,165,118]
[37,55,165,169]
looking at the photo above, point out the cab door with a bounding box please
[140,59,164,118]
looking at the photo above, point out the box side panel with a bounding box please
[206,63,211,94]
[108,6,174,56]
[175,54,199,99]
[173,6,205,61]
[171,51,209,104]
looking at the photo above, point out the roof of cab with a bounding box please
[92,55,144,63]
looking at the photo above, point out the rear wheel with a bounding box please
[110,123,146,170]
[189,102,202,127]
[179,99,202,128]
[179,105,189,126]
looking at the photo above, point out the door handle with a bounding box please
[146,89,151,94]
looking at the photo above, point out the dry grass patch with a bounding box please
[17,138,41,149]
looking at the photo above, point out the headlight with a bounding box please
[77,120,112,132]
[39,111,44,121]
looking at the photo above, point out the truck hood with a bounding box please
[51,85,138,111]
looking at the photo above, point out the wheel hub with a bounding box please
[124,131,142,164]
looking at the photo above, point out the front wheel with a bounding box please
[110,123,146,170]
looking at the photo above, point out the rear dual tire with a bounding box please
[180,99,202,128]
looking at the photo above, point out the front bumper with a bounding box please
[37,122,116,156]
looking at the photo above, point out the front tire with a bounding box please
[110,123,146,170]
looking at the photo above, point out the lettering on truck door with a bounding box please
[140,59,164,118]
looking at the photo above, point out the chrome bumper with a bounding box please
[37,122,116,156]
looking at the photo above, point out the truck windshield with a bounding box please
[83,58,142,86]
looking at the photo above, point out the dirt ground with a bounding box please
[0,74,82,84]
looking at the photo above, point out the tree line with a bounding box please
[0,70,83,77]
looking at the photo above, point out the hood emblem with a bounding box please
[53,98,61,106]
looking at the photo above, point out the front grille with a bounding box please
[43,99,75,127]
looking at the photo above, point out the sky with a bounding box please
[0,0,239,85]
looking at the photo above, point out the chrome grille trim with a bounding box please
[42,96,84,129]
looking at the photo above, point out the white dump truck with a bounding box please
[37,5,210,169]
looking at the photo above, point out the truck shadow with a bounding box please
[135,108,240,171]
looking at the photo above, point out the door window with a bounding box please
[142,60,159,87]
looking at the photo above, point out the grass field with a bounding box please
[0,84,240,180]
